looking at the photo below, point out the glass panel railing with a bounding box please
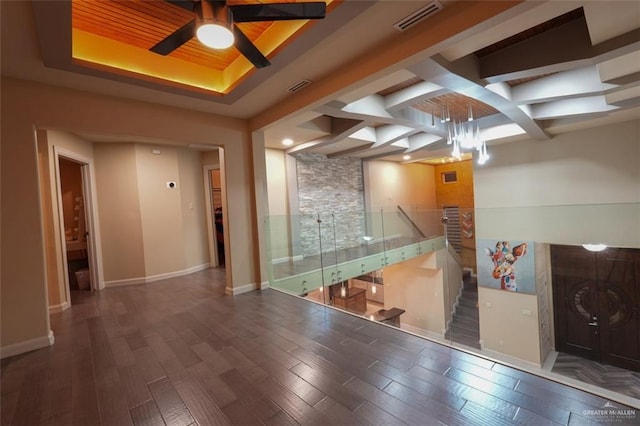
[266,203,639,405]
[266,208,446,299]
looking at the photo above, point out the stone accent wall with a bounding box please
[293,152,365,257]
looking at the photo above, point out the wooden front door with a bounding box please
[552,245,640,372]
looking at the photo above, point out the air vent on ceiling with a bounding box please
[393,0,443,31]
[288,80,312,93]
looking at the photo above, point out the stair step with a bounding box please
[458,297,478,308]
[455,304,479,317]
[451,315,479,329]
[448,326,479,339]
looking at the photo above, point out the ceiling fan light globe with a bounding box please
[197,23,234,49]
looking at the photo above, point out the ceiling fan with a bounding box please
[150,0,327,69]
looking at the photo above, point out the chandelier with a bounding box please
[437,104,490,165]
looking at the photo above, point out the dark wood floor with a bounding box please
[2,268,637,425]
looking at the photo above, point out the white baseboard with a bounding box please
[1,330,55,359]
[48,301,70,314]
[481,347,541,370]
[259,281,270,290]
[104,263,210,288]
[225,282,258,296]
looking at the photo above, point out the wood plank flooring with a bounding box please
[1,268,638,425]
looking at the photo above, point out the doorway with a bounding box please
[58,158,91,295]
[551,244,640,372]
[210,168,225,266]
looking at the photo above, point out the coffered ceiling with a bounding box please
[2,1,639,164]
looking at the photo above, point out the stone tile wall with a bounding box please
[293,152,365,257]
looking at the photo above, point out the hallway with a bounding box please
[1,269,637,425]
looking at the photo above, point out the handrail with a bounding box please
[396,205,427,238]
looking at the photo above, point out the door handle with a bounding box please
[588,321,598,327]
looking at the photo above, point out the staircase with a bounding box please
[445,270,480,349]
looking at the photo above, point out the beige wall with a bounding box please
[364,161,438,240]
[478,288,542,366]
[136,145,186,276]
[178,149,209,269]
[1,77,258,353]
[365,161,437,211]
[94,143,146,282]
[474,120,640,247]
[265,149,291,261]
[383,252,446,336]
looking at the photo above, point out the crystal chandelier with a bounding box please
[441,104,490,165]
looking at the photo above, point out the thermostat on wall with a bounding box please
[167,181,176,189]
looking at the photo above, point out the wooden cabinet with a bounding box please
[332,287,367,314]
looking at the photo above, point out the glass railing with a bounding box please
[265,202,640,406]
[265,207,446,296]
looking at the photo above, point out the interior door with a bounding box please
[552,245,640,372]
[597,249,640,371]
[551,245,600,360]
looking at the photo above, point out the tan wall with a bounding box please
[136,145,186,276]
[383,252,446,336]
[94,143,146,282]
[434,159,476,272]
[265,149,291,261]
[1,77,257,351]
[365,161,437,211]
[478,288,542,366]
[177,148,209,269]
[364,161,438,240]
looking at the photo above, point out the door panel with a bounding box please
[552,245,599,360]
[597,249,640,371]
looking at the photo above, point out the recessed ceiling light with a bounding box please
[582,243,607,252]
[282,138,294,146]
[403,154,411,161]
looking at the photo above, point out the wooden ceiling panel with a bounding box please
[414,93,499,120]
[71,0,283,70]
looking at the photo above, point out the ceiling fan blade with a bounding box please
[150,20,196,55]
[233,25,270,68]
[164,0,196,12]
[229,2,326,23]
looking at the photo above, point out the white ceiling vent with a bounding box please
[287,80,312,93]
[393,0,443,31]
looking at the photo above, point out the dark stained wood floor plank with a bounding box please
[2,268,636,426]
[148,377,195,426]
[186,361,238,408]
[313,395,370,425]
[129,399,165,426]
[174,378,231,426]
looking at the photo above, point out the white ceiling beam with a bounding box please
[410,55,550,140]
[598,51,640,84]
[384,81,447,111]
[371,124,417,148]
[342,94,393,119]
[287,117,368,153]
[511,66,616,105]
[605,84,640,108]
[531,95,617,120]
[405,133,442,153]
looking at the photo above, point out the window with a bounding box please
[442,171,457,183]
